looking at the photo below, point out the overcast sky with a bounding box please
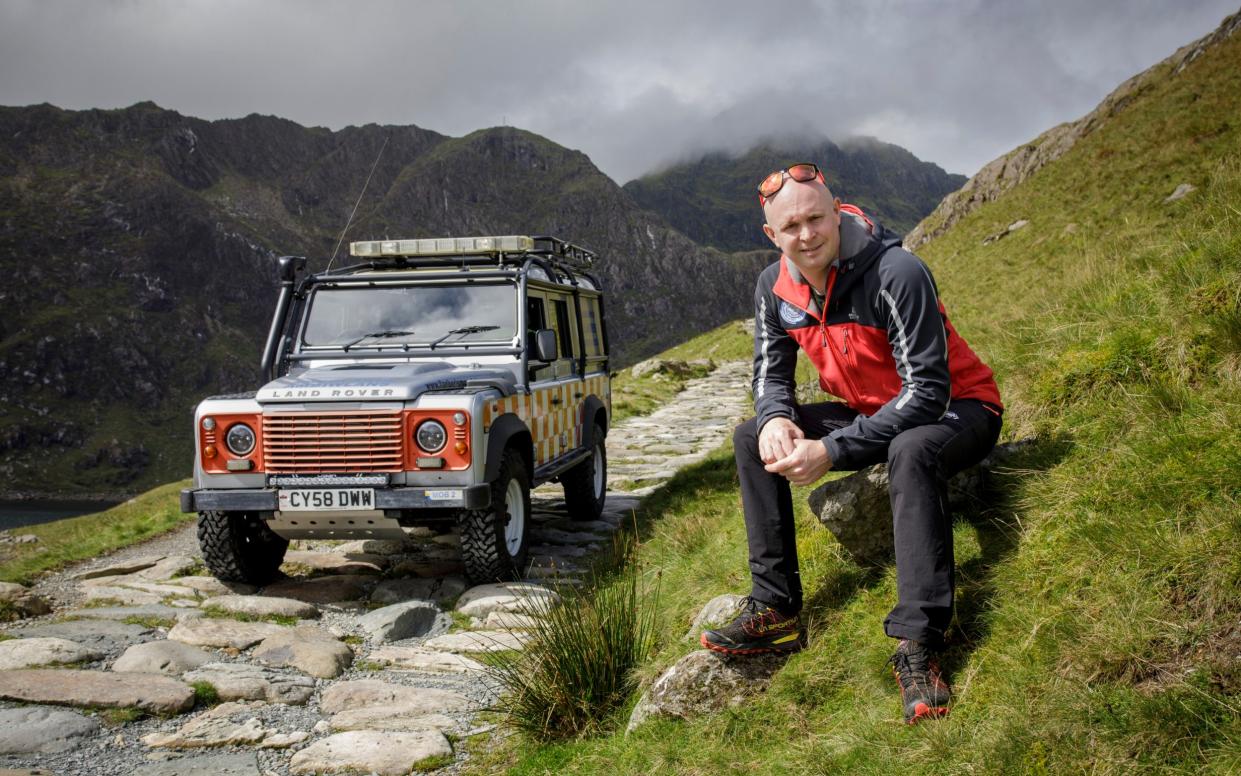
[1,0,1236,182]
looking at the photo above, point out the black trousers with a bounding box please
[734,399,1002,647]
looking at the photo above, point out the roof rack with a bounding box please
[346,234,596,273]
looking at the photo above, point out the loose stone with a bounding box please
[112,640,214,676]
[0,637,106,670]
[251,625,353,679]
[181,662,316,705]
[685,593,746,638]
[626,650,784,732]
[257,730,311,749]
[0,668,195,713]
[168,617,287,649]
[200,594,320,619]
[356,601,450,642]
[0,707,101,754]
[454,582,559,618]
[289,730,453,776]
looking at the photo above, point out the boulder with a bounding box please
[167,618,287,650]
[181,663,316,705]
[684,594,746,638]
[808,439,1031,565]
[251,625,353,678]
[112,640,214,676]
[627,650,784,732]
[289,730,452,776]
[0,637,106,670]
[0,668,195,713]
[200,594,320,620]
[0,707,100,754]
[356,601,450,642]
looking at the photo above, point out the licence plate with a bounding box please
[278,488,375,512]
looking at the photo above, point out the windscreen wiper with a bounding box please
[428,325,500,349]
[341,329,415,351]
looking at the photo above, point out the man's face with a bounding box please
[762,180,841,286]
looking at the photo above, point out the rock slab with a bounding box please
[454,582,560,617]
[168,617,287,649]
[319,679,472,715]
[0,707,101,754]
[0,668,195,713]
[251,625,353,679]
[112,640,214,676]
[0,637,106,670]
[181,663,316,705]
[289,730,452,776]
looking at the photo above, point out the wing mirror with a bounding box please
[533,329,559,362]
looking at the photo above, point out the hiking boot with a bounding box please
[700,596,805,655]
[888,639,952,724]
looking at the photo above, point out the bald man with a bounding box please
[700,162,1003,724]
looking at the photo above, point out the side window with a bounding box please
[552,298,576,361]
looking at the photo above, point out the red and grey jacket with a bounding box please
[752,205,1002,470]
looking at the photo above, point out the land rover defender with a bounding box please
[180,235,611,585]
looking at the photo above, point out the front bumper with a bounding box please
[180,484,491,513]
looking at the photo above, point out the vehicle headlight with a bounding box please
[224,423,256,456]
[415,420,447,453]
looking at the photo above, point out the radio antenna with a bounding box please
[326,131,391,272]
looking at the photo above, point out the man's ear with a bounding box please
[762,223,778,247]
[833,197,841,213]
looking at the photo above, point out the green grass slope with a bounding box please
[469,16,1241,776]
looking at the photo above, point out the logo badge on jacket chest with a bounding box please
[779,301,807,326]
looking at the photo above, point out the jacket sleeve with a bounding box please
[752,282,799,432]
[823,250,951,469]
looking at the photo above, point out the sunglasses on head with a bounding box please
[757,162,824,206]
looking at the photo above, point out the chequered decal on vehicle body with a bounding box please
[483,373,610,467]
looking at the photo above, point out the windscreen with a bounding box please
[301,283,518,348]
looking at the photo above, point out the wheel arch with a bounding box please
[484,413,533,483]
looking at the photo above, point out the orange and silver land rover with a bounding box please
[180,235,611,585]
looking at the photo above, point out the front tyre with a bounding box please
[197,510,288,585]
[460,449,531,584]
[562,423,607,521]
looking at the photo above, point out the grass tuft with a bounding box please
[190,680,219,707]
[484,556,658,741]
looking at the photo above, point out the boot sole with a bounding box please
[699,632,804,656]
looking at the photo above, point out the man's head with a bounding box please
[760,165,841,289]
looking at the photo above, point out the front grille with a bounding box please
[262,410,404,473]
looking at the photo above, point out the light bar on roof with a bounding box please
[349,235,535,258]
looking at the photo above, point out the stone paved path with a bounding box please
[0,362,751,776]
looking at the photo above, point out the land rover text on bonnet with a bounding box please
[180,235,611,585]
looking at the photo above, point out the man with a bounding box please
[700,162,1003,724]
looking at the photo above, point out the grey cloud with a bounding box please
[0,0,1236,182]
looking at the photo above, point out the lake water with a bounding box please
[0,499,121,531]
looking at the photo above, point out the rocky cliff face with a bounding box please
[0,104,769,497]
[904,9,1241,251]
[622,137,965,252]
